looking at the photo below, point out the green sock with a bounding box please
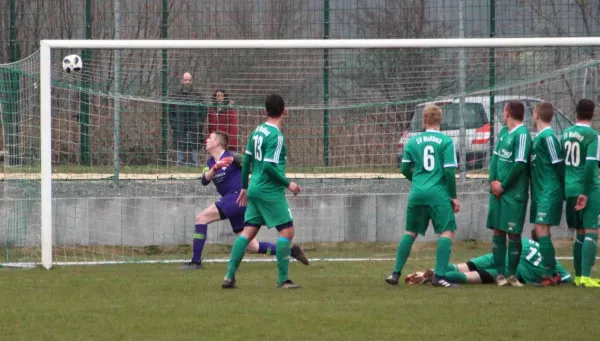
[581,233,598,277]
[537,235,556,275]
[507,238,521,276]
[434,237,452,277]
[445,271,467,284]
[276,237,291,285]
[446,264,458,272]
[573,233,585,277]
[492,234,507,277]
[225,235,249,280]
[393,234,415,274]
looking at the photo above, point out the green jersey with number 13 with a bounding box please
[244,122,288,196]
[401,130,457,205]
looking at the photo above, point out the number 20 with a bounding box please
[564,141,580,167]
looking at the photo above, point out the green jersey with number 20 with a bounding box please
[402,129,457,205]
[562,123,600,197]
[245,122,287,195]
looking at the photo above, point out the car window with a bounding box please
[492,100,573,137]
[523,101,535,129]
[493,101,506,125]
[409,103,488,131]
[494,100,536,127]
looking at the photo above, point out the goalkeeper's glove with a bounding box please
[212,156,233,172]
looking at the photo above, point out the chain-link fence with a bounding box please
[2,0,600,167]
[3,0,600,64]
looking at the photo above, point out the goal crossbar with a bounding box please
[41,37,600,50]
[38,37,600,269]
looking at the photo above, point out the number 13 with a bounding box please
[253,135,263,161]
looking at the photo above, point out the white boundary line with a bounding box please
[0,172,490,180]
[0,256,590,269]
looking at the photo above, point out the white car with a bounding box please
[396,96,574,169]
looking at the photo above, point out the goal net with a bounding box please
[1,39,599,268]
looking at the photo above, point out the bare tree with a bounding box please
[334,0,454,103]
[520,0,600,112]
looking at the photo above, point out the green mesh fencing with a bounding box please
[1,44,599,266]
[1,0,600,266]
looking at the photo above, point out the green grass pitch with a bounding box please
[1,245,600,341]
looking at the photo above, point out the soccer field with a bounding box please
[2,245,599,341]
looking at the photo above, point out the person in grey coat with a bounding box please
[169,72,207,166]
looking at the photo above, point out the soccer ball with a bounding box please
[62,54,82,74]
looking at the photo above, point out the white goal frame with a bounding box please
[39,37,600,269]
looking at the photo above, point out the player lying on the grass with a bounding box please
[385,104,460,288]
[562,99,600,288]
[223,94,304,289]
[179,130,309,270]
[406,232,572,286]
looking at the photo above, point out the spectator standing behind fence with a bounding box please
[169,72,207,166]
[208,89,239,152]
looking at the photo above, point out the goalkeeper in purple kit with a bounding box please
[179,130,309,270]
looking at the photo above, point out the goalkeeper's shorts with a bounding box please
[215,193,246,233]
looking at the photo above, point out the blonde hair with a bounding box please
[423,104,442,126]
[535,102,554,123]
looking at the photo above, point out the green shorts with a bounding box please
[486,194,527,234]
[405,203,457,236]
[466,254,499,282]
[566,189,600,229]
[529,197,563,226]
[469,254,495,271]
[244,193,293,229]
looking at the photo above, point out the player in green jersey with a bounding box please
[385,104,460,288]
[487,100,532,287]
[529,102,565,285]
[562,99,600,288]
[222,94,304,289]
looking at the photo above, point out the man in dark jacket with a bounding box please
[169,72,207,166]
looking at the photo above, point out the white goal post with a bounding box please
[38,37,600,269]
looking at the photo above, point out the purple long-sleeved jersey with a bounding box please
[202,150,242,197]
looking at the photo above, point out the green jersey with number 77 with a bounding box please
[402,130,458,205]
[244,122,288,196]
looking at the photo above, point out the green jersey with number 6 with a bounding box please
[562,123,600,197]
[401,130,457,205]
[244,122,287,196]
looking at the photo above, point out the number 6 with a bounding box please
[424,145,435,171]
